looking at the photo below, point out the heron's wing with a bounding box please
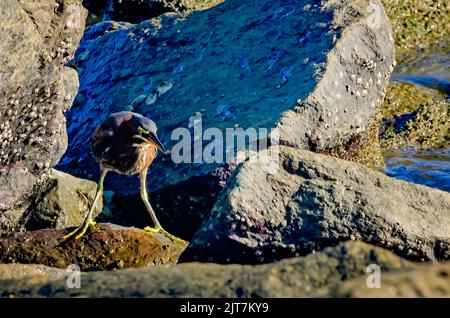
[91,119,116,162]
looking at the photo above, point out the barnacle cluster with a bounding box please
[0,84,62,170]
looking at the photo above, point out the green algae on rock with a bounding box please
[324,113,385,170]
[0,223,188,271]
[380,82,449,149]
[381,0,450,64]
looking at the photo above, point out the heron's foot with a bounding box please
[62,220,99,242]
[144,226,187,245]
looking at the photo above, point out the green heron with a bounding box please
[63,111,185,244]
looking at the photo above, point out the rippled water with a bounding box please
[392,51,450,96]
[384,148,450,192]
[383,51,449,192]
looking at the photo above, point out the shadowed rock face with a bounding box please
[184,146,450,264]
[58,0,394,232]
[0,223,188,271]
[0,1,87,226]
[0,169,102,236]
[0,241,415,297]
[83,0,225,24]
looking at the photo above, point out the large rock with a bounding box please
[59,0,395,233]
[0,169,102,236]
[0,223,188,271]
[0,264,67,282]
[184,146,450,263]
[0,241,415,297]
[0,1,87,225]
[335,261,450,298]
[83,0,225,24]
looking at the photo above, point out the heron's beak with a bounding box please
[147,131,168,154]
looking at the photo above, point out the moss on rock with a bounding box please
[325,113,385,170]
[381,0,450,64]
[380,82,449,149]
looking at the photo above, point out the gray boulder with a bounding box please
[59,0,395,233]
[0,1,87,219]
[17,169,102,233]
[184,146,450,263]
[0,241,415,297]
[0,169,102,236]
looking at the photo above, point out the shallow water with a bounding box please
[392,51,450,96]
[383,148,450,192]
[383,51,449,192]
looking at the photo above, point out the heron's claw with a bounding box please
[62,220,99,242]
[144,226,187,245]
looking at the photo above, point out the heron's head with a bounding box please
[131,116,167,154]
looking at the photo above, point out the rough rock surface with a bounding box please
[380,82,449,149]
[0,241,415,297]
[334,262,450,298]
[0,169,102,236]
[59,0,395,230]
[0,263,67,282]
[0,223,188,271]
[184,146,450,264]
[0,1,87,223]
[83,0,225,24]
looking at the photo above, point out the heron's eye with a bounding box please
[138,126,150,135]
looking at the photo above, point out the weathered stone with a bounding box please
[0,264,67,282]
[59,0,395,233]
[0,241,415,297]
[18,0,87,66]
[334,261,450,298]
[21,169,103,231]
[184,146,450,263]
[0,169,102,236]
[0,1,87,222]
[0,223,188,271]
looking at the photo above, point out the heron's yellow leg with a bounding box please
[63,219,99,241]
[144,226,188,245]
[140,169,187,245]
[62,168,108,242]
